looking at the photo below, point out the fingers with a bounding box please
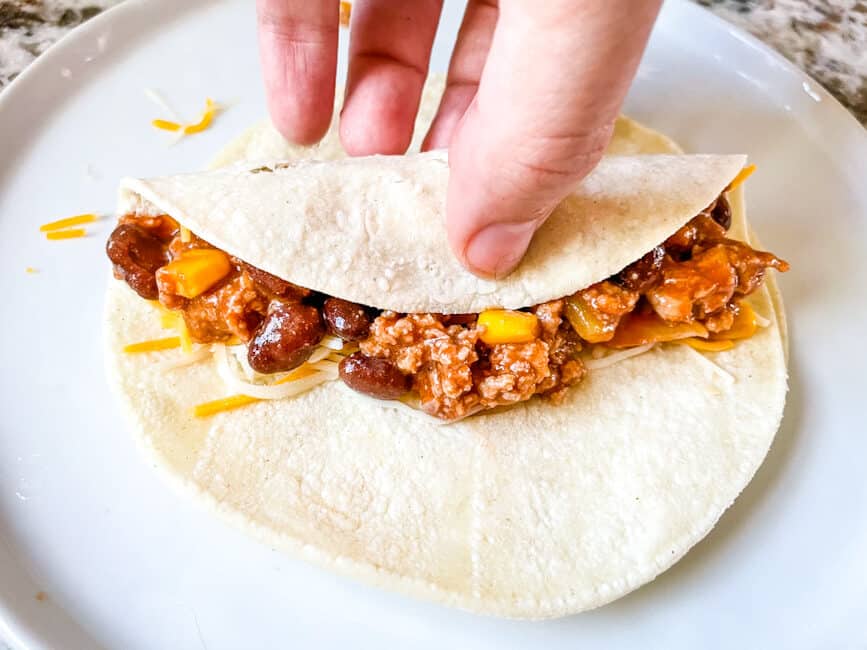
[257,0,338,144]
[447,0,663,277]
[423,0,498,151]
[340,0,443,155]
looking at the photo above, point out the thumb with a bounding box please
[446,0,661,278]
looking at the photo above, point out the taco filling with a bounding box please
[106,193,788,420]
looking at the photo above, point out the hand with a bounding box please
[257,0,662,277]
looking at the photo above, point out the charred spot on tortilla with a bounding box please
[105,177,788,421]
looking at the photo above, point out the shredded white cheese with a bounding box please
[679,345,736,385]
[307,346,334,364]
[754,312,771,328]
[144,88,183,122]
[215,345,340,399]
[157,347,211,371]
[584,344,655,370]
[320,335,346,351]
[144,88,188,146]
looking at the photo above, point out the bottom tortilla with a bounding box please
[105,277,786,618]
[105,77,788,617]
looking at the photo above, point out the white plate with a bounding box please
[1,0,866,648]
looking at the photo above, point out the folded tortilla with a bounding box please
[104,80,787,619]
[120,152,745,314]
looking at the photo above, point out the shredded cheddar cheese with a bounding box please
[196,357,337,418]
[193,394,260,418]
[339,1,352,26]
[25,267,37,274]
[154,303,195,352]
[152,118,182,132]
[178,320,193,354]
[39,213,98,232]
[192,371,306,418]
[278,365,319,384]
[160,310,179,330]
[123,336,182,354]
[45,228,86,240]
[727,164,757,192]
[151,97,221,139]
[677,337,735,352]
[183,98,218,134]
[180,226,191,243]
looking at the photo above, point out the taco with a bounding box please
[104,98,788,617]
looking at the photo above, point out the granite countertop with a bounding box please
[0,0,866,124]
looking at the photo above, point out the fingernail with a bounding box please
[465,221,538,279]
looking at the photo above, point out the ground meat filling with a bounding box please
[112,214,311,344]
[361,313,481,418]
[107,192,788,420]
[360,308,585,419]
[603,196,789,335]
[181,273,268,342]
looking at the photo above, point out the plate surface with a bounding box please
[1,1,865,648]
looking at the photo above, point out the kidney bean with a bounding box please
[106,224,169,300]
[613,245,664,292]
[247,302,324,373]
[323,298,372,341]
[711,195,732,230]
[339,352,409,400]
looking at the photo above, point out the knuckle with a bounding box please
[257,8,337,45]
[509,123,614,189]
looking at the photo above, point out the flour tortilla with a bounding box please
[119,153,746,314]
[104,79,788,618]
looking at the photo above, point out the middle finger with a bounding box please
[341,0,444,156]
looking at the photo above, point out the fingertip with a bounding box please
[259,36,336,144]
[460,219,541,279]
[257,0,338,145]
[266,88,335,145]
[444,104,563,279]
[339,61,422,155]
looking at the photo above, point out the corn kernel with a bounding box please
[477,309,540,345]
[156,248,231,299]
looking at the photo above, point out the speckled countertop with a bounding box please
[1,0,866,125]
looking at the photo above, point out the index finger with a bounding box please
[257,0,339,144]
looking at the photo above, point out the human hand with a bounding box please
[257,0,662,277]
